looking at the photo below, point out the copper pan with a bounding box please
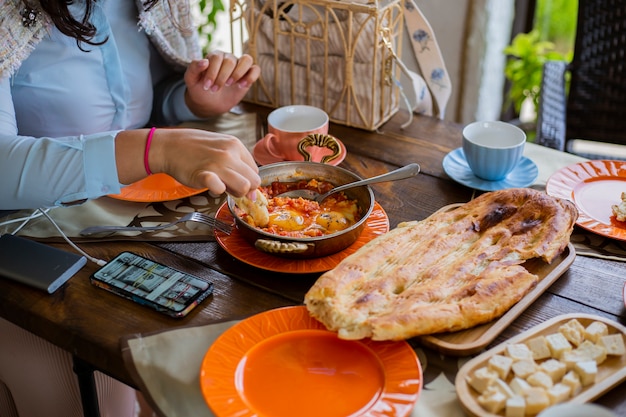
[227,161,375,259]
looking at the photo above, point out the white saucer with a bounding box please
[442,147,538,192]
[253,136,347,166]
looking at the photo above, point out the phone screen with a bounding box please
[91,251,213,317]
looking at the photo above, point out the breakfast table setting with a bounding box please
[1,103,626,417]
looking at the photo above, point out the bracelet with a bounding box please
[144,127,156,176]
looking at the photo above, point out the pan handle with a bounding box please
[254,239,313,255]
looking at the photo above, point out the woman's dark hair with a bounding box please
[38,0,159,49]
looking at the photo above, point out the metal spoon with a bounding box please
[276,163,421,203]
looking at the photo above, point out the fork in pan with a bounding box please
[79,211,232,236]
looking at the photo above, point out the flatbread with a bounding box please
[231,190,269,227]
[304,188,578,341]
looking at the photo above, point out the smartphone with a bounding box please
[90,251,213,318]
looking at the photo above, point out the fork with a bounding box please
[79,212,232,236]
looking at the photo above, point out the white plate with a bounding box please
[443,147,538,191]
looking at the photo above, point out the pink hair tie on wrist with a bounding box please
[144,127,156,175]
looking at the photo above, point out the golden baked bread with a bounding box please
[304,188,578,341]
[231,190,270,227]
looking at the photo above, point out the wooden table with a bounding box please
[1,104,625,416]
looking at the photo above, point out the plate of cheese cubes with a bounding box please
[455,314,626,417]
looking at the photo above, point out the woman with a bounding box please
[0,0,261,210]
[0,0,260,415]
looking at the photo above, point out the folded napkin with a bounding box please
[0,112,258,242]
[122,320,466,417]
[524,141,588,188]
[1,193,226,243]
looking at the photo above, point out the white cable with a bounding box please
[0,209,49,234]
[37,208,107,266]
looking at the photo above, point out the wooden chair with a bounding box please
[535,0,626,158]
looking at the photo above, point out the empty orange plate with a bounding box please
[108,173,208,202]
[199,306,422,417]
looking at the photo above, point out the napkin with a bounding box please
[122,320,466,417]
[1,188,227,243]
[0,112,258,242]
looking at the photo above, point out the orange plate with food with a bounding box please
[199,306,422,417]
[546,160,626,241]
[108,173,207,202]
[455,314,626,417]
[214,201,389,273]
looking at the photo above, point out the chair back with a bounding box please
[567,0,626,145]
[536,0,626,150]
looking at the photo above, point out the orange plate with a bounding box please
[108,173,207,202]
[199,306,422,417]
[214,201,390,273]
[546,160,626,240]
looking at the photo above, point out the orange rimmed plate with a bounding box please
[108,173,207,202]
[546,160,626,240]
[214,201,390,273]
[199,306,422,417]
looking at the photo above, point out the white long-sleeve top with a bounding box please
[0,0,200,210]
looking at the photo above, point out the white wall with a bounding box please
[406,0,515,124]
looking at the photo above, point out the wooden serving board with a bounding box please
[417,203,577,356]
[455,314,626,417]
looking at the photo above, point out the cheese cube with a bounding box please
[561,349,593,371]
[576,340,607,365]
[505,395,526,417]
[488,354,513,380]
[527,371,554,390]
[561,370,582,396]
[505,343,534,361]
[492,378,516,398]
[477,385,507,414]
[526,336,552,360]
[584,321,609,343]
[524,387,550,415]
[467,366,499,394]
[574,360,597,386]
[547,382,572,405]
[509,376,532,396]
[511,359,537,379]
[598,333,626,356]
[540,358,567,383]
[545,332,572,359]
[559,318,586,346]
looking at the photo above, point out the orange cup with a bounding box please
[264,105,329,161]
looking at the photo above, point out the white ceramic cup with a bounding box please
[462,121,526,181]
[264,105,330,161]
[537,403,617,417]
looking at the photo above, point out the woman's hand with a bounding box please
[184,51,261,117]
[115,128,261,198]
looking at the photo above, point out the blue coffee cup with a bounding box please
[462,121,526,181]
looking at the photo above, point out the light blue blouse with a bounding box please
[0,0,198,209]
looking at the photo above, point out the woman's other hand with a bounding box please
[184,51,261,117]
